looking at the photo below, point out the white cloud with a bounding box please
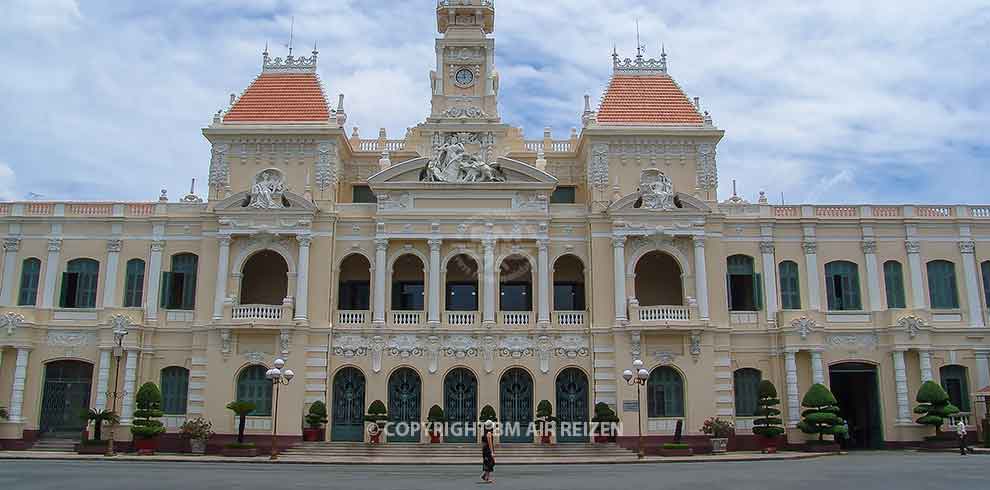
[0,0,987,205]
[0,162,18,201]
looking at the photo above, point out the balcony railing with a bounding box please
[338,310,370,326]
[232,304,284,321]
[500,311,532,326]
[628,300,695,327]
[391,310,424,326]
[948,412,972,427]
[445,311,478,327]
[553,311,586,326]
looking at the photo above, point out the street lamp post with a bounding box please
[105,325,128,457]
[266,358,294,461]
[622,359,650,459]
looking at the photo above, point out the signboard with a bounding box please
[622,400,639,412]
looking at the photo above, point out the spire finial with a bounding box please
[189,178,196,194]
[287,16,295,56]
[313,40,318,56]
[635,19,642,59]
[732,179,738,197]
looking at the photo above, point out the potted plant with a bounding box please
[752,380,785,453]
[536,400,557,445]
[797,383,847,452]
[427,405,446,443]
[914,380,960,449]
[701,417,734,453]
[304,401,329,442]
[224,400,258,457]
[180,417,214,455]
[78,409,118,454]
[0,407,7,420]
[591,402,619,443]
[365,400,388,445]
[130,382,166,455]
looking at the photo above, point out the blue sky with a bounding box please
[1,0,988,205]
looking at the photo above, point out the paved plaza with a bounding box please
[0,452,984,490]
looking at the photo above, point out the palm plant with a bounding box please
[81,409,120,441]
[226,400,257,444]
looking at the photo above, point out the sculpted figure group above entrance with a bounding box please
[248,168,286,209]
[639,168,676,210]
[422,134,505,183]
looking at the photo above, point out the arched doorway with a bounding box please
[444,368,478,442]
[553,255,586,312]
[338,254,371,311]
[445,254,479,312]
[388,368,422,442]
[556,368,590,443]
[829,362,882,449]
[240,250,289,305]
[499,368,534,443]
[39,360,94,437]
[392,255,425,313]
[331,367,366,442]
[634,251,684,306]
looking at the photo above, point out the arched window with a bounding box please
[553,255,586,311]
[733,368,762,416]
[883,261,906,309]
[236,365,273,416]
[647,367,684,418]
[60,258,99,308]
[162,253,198,310]
[499,255,533,311]
[727,255,761,311]
[123,259,146,308]
[940,365,970,412]
[927,260,959,309]
[824,261,862,311]
[392,254,426,311]
[240,250,288,305]
[981,261,990,309]
[160,366,189,415]
[778,261,801,310]
[17,258,41,306]
[635,251,683,306]
[338,254,371,310]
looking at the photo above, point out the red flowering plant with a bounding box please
[701,417,735,438]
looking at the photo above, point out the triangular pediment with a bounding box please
[368,156,558,192]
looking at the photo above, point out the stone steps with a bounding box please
[30,438,78,452]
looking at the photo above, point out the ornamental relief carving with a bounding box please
[825,333,879,351]
[2,312,25,335]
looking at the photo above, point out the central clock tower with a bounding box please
[429,0,500,122]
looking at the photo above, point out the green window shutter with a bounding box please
[18,258,41,306]
[725,274,733,310]
[928,261,960,309]
[884,261,906,309]
[181,271,197,310]
[825,267,838,310]
[59,272,72,308]
[846,265,862,310]
[982,261,990,308]
[754,273,764,310]
[159,271,173,308]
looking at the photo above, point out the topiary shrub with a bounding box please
[305,401,329,429]
[365,400,388,425]
[226,400,257,445]
[752,380,785,439]
[479,405,498,423]
[0,407,8,420]
[130,382,165,439]
[914,380,959,436]
[796,383,847,442]
[428,404,445,434]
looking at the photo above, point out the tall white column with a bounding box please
[8,348,29,422]
[919,349,934,382]
[862,240,882,312]
[295,235,312,321]
[537,238,551,326]
[146,240,165,321]
[784,349,800,427]
[40,238,62,309]
[427,238,442,326]
[613,236,627,323]
[94,349,111,411]
[102,239,122,308]
[212,236,231,320]
[120,349,138,425]
[893,349,911,424]
[905,240,926,310]
[373,238,388,326]
[482,239,496,325]
[693,237,710,320]
[958,241,985,327]
[760,240,779,323]
[803,240,821,311]
[0,237,21,306]
[810,350,825,385]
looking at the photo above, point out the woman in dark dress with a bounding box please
[482,420,496,483]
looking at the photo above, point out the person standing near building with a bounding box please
[956,420,968,455]
[481,420,496,483]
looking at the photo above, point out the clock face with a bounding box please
[455,68,475,87]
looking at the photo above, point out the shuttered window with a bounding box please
[927,260,960,309]
[778,261,801,310]
[825,261,862,311]
[883,261,906,309]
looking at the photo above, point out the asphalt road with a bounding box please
[0,452,984,490]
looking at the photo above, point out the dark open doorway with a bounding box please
[829,362,883,449]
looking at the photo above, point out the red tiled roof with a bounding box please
[224,73,330,123]
[597,74,704,125]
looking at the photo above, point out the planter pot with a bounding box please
[369,432,382,445]
[222,445,258,457]
[759,436,779,454]
[594,435,609,444]
[133,437,159,456]
[430,432,442,444]
[303,428,323,442]
[804,441,840,453]
[189,438,207,455]
[541,434,552,445]
[710,437,729,454]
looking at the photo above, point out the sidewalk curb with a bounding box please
[0,451,836,465]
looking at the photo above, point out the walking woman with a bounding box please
[481,420,496,483]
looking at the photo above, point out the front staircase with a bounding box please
[30,437,78,452]
[279,442,637,464]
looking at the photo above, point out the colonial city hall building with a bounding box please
[1,1,988,451]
